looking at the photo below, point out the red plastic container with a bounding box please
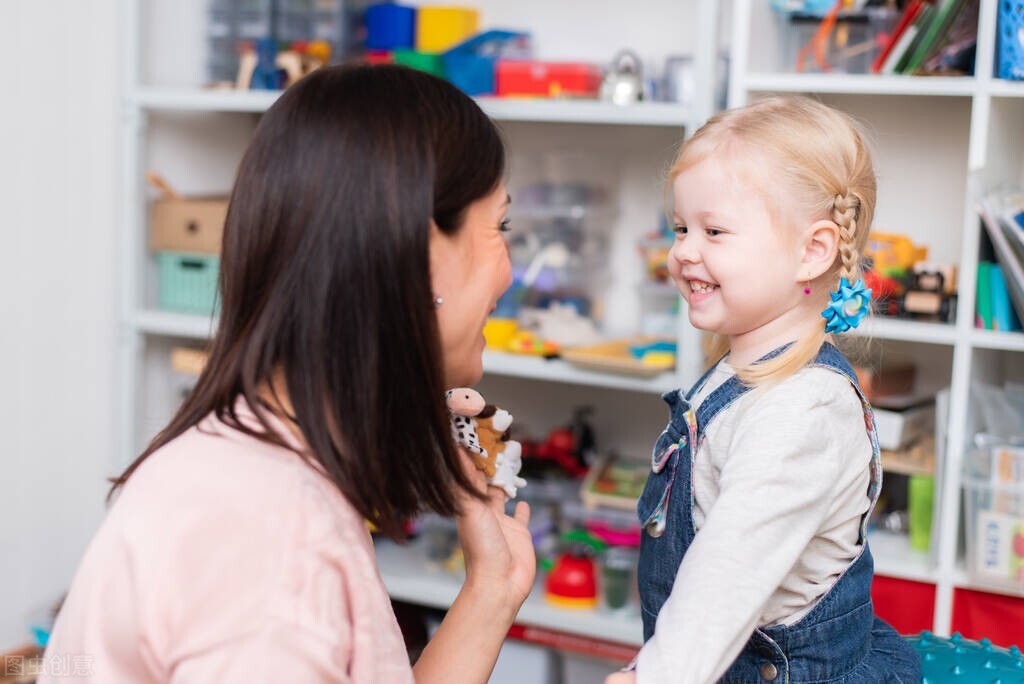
[496,60,602,98]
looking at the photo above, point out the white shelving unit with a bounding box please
[121,0,1022,651]
[729,0,1024,636]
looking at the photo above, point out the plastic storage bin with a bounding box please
[156,251,221,315]
[442,31,530,96]
[774,6,899,74]
[999,0,1024,80]
[365,2,415,51]
[963,477,1023,591]
[415,6,479,53]
[496,61,602,98]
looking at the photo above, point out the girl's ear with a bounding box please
[800,219,840,281]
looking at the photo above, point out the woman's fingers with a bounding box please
[513,501,530,526]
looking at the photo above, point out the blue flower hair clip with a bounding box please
[821,277,872,334]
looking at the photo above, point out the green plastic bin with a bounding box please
[156,251,220,315]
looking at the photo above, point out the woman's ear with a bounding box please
[800,219,840,281]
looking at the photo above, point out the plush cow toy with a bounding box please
[444,388,527,499]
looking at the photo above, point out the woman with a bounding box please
[42,65,534,683]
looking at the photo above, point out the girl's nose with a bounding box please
[671,237,700,265]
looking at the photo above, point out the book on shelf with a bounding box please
[991,263,1023,332]
[875,0,978,76]
[977,195,1024,328]
[872,0,925,74]
[902,0,973,74]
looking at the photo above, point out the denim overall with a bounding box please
[637,343,921,683]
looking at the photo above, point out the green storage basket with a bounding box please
[156,251,220,315]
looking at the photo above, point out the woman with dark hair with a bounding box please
[42,65,533,683]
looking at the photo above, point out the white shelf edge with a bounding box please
[375,538,644,646]
[475,97,688,127]
[987,79,1024,99]
[868,530,936,584]
[952,564,1024,599]
[133,309,216,339]
[850,317,957,345]
[744,73,976,97]
[129,312,677,392]
[483,350,676,394]
[132,87,280,112]
[968,329,1024,352]
[131,87,689,126]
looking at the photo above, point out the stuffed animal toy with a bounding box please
[444,388,527,499]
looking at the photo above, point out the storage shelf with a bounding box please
[475,97,688,127]
[969,329,1024,352]
[868,530,936,584]
[132,87,689,126]
[851,316,957,345]
[744,73,976,97]
[483,350,677,394]
[133,309,216,339]
[952,563,1024,599]
[375,536,644,647]
[987,79,1024,98]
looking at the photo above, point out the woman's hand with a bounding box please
[453,450,535,611]
[605,671,637,684]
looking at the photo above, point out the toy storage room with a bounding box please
[4,0,1024,682]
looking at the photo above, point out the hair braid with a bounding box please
[833,192,860,282]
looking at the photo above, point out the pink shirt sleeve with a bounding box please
[42,410,414,684]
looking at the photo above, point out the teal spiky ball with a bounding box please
[906,631,1024,683]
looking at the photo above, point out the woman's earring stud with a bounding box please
[433,296,444,307]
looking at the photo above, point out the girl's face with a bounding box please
[430,184,513,387]
[669,153,815,365]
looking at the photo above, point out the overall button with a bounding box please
[759,662,778,681]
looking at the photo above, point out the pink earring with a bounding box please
[803,280,811,295]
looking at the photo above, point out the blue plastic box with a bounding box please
[365,3,415,51]
[442,30,530,96]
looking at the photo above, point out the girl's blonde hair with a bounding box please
[671,95,876,386]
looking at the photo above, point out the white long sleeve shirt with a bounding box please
[636,362,873,684]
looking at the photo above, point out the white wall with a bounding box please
[0,1,120,648]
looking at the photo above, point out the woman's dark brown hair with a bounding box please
[110,65,506,538]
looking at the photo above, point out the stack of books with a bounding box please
[871,0,979,75]
[977,193,1024,333]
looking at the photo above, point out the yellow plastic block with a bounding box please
[415,6,480,53]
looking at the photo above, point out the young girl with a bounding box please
[609,97,921,683]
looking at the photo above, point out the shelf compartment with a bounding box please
[374,536,644,647]
[133,87,690,127]
[744,73,977,97]
[869,529,937,584]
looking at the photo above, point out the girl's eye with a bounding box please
[499,217,512,233]
[674,224,687,235]
[706,228,722,237]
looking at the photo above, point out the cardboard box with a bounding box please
[150,196,228,254]
[874,402,935,451]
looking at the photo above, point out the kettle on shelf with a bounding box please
[599,50,644,106]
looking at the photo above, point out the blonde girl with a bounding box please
[608,96,920,683]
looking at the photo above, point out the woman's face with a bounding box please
[430,184,513,387]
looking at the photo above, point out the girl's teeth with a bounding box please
[690,281,716,294]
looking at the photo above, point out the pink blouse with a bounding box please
[42,403,414,683]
